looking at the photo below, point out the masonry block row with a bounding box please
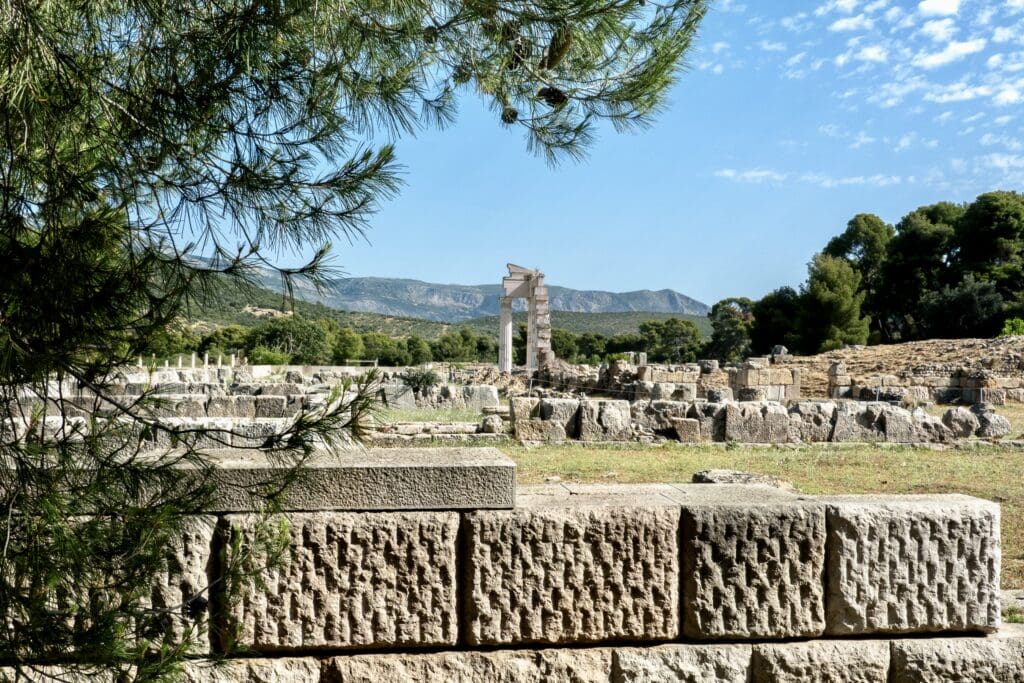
[157,486,1002,654]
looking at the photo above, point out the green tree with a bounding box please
[706,298,753,363]
[917,276,1004,339]
[332,327,366,364]
[405,335,434,365]
[551,329,580,362]
[362,332,412,366]
[823,213,894,336]
[0,0,708,673]
[200,324,250,357]
[639,318,702,363]
[750,287,802,354]
[878,203,961,340]
[955,191,1024,316]
[800,254,870,352]
[246,316,332,365]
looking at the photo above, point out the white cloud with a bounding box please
[923,82,993,102]
[851,131,877,147]
[759,40,787,52]
[918,0,961,17]
[830,14,874,31]
[935,111,954,123]
[714,168,787,183]
[864,0,889,12]
[920,18,956,42]
[712,41,730,54]
[995,87,1024,105]
[786,51,808,66]
[894,133,915,151]
[995,115,1016,125]
[980,132,1023,150]
[993,25,1020,43]
[815,0,860,16]
[912,38,986,68]
[800,172,903,187]
[856,45,888,62]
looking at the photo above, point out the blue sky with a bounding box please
[329,0,1024,307]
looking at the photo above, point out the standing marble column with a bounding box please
[499,297,514,372]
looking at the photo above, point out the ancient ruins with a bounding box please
[498,264,552,372]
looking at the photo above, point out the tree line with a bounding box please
[148,316,501,366]
[701,190,1024,361]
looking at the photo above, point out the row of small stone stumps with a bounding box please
[6,447,1018,682]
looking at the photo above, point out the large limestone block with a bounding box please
[462,385,500,410]
[943,406,980,437]
[223,511,459,652]
[787,401,836,443]
[723,402,789,443]
[465,506,680,645]
[515,418,567,443]
[825,495,1001,635]
[751,640,889,682]
[509,397,540,423]
[326,648,612,683]
[538,398,581,437]
[148,515,217,652]
[890,628,1024,682]
[578,400,633,441]
[632,400,690,432]
[687,402,726,442]
[831,403,886,442]
[613,644,751,682]
[681,502,826,639]
[182,659,321,682]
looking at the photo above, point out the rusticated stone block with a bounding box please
[147,515,217,652]
[223,511,458,651]
[183,658,321,682]
[465,506,680,645]
[326,648,611,683]
[890,627,1024,682]
[751,640,889,682]
[578,400,633,441]
[254,395,288,418]
[681,502,826,639]
[825,495,1001,635]
[614,644,751,682]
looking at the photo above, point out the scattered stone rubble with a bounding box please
[512,397,1011,444]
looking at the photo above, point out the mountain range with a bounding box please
[257,274,709,323]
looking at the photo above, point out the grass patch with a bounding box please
[506,442,1024,589]
[1007,607,1024,624]
[376,406,482,423]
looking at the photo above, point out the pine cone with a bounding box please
[537,86,568,107]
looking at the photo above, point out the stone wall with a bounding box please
[511,397,1004,444]
[0,450,1014,681]
[829,361,1024,405]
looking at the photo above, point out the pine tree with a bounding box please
[0,0,708,675]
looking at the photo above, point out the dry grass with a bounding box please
[506,441,1024,589]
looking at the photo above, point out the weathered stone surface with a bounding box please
[831,403,886,442]
[909,407,952,443]
[723,402,790,443]
[673,417,701,443]
[751,640,889,682]
[465,505,680,645]
[825,495,1001,635]
[681,502,826,639]
[379,383,416,409]
[632,400,690,432]
[687,402,726,442]
[943,406,981,437]
[463,385,500,410]
[257,382,304,396]
[880,405,916,443]
[148,515,217,652]
[788,401,836,443]
[480,414,505,434]
[183,658,321,682]
[202,447,514,511]
[515,418,567,442]
[224,511,458,651]
[691,469,796,491]
[973,403,1012,438]
[326,648,612,683]
[0,666,129,681]
[890,626,1024,682]
[579,400,633,442]
[538,398,580,436]
[613,644,751,682]
[254,395,289,418]
[705,387,732,402]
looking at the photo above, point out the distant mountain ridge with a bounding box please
[258,274,709,322]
